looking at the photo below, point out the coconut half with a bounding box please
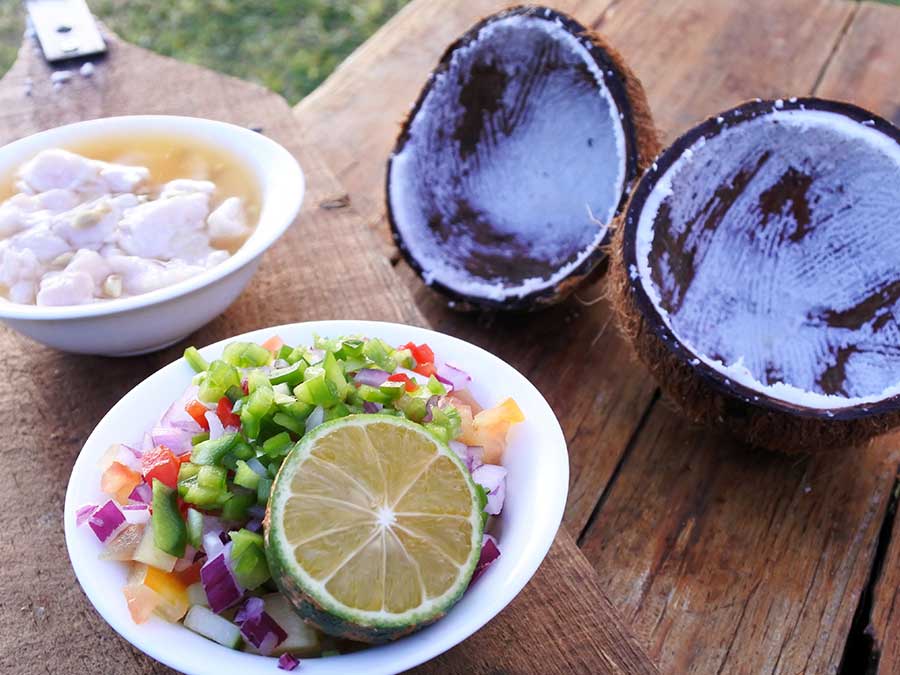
[613,98,900,452]
[387,5,658,310]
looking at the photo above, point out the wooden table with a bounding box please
[1,1,899,673]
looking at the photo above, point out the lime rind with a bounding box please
[265,414,484,642]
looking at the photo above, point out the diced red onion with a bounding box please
[75,504,97,527]
[239,610,287,654]
[88,500,126,543]
[472,464,507,516]
[122,504,150,525]
[278,653,300,671]
[173,546,198,571]
[159,384,204,432]
[466,446,485,473]
[437,361,472,391]
[306,349,325,364]
[117,444,143,470]
[151,426,193,455]
[354,369,390,387]
[205,410,225,441]
[129,482,152,504]
[201,548,244,613]
[434,372,454,389]
[363,401,382,413]
[449,440,466,455]
[246,519,262,533]
[246,457,267,477]
[203,530,225,559]
[471,534,501,583]
[247,504,266,521]
[305,405,325,432]
[235,596,265,624]
[141,432,153,453]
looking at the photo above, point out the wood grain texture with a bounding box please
[293,0,900,673]
[581,408,900,675]
[413,530,659,675]
[295,0,655,534]
[816,4,900,673]
[0,27,656,675]
[594,0,856,143]
[0,29,422,675]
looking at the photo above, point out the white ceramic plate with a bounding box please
[65,320,569,675]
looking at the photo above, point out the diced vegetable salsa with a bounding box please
[77,335,523,665]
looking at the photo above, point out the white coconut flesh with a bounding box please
[389,11,628,303]
[635,107,900,410]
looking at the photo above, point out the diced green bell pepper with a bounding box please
[186,508,204,549]
[191,432,239,466]
[262,432,292,458]
[234,460,261,490]
[272,412,304,435]
[197,465,227,492]
[151,479,186,558]
[222,342,271,368]
[293,369,339,407]
[324,403,350,421]
[184,346,209,374]
[230,541,270,590]
[257,477,273,505]
[269,361,306,386]
[221,489,256,521]
[363,338,396,371]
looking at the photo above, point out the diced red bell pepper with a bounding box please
[216,396,241,428]
[388,372,418,392]
[401,342,435,366]
[261,335,284,353]
[413,361,437,377]
[141,445,181,490]
[185,400,210,431]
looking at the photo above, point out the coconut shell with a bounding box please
[610,97,900,453]
[387,5,660,312]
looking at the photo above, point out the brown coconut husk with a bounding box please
[608,98,900,453]
[386,5,661,312]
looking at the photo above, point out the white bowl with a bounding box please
[65,320,569,675]
[0,116,304,356]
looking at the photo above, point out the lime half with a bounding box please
[265,414,484,643]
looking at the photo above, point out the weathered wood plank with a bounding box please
[0,29,423,675]
[0,27,655,675]
[293,0,892,672]
[415,530,660,675]
[815,4,900,673]
[581,409,899,675]
[594,0,857,142]
[294,0,653,535]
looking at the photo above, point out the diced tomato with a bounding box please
[261,335,284,353]
[402,342,435,366]
[174,561,203,586]
[413,361,437,377]
[185,400,210,431]
[100,461,142,504]
[123,582,160,624]
[141,445,181,489]
[216,397,241,428]
[388,372,418,392]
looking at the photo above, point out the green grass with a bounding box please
[0,0,408,104]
